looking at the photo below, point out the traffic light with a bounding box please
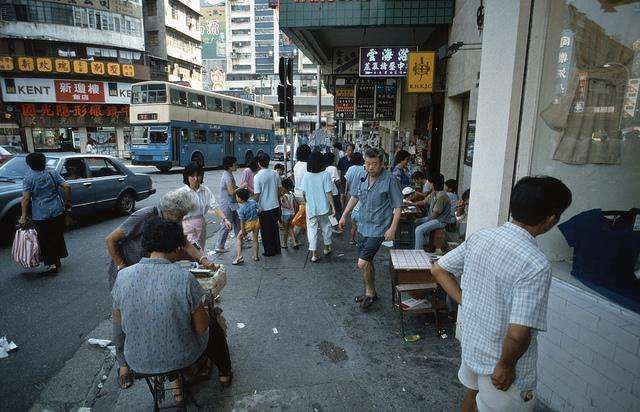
[277,56,294,127]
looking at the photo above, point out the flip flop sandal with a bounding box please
[354,294,378,303]
[349,240,357,245]
[323,249,332,256]
[232,258,244,265]
[253,257,260,261]
[311,256,320,262]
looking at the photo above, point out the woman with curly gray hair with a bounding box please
[105,189,219,390]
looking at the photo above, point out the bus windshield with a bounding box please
[131,126,168,145]
[132,84,167,104]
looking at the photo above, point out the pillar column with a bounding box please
[466,0,532,236]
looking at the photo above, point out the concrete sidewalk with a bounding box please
[100,231,465,411]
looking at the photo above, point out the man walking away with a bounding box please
[253,153,282,257]
[339,148,403,310]
[431,176,572,412]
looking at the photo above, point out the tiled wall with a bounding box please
[537,278,640,411]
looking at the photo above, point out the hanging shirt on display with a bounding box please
[559,208,640,312]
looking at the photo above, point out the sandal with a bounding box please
[43,265,59,275]
[354,294,378,303]
[323,248,332,256]
[118,366,133,389]
[359,295,377,310]
[253,256,260,261]
[281,244,289,249]
[349,240,357,245]
[232,257,244,265]
[292,244,300,250]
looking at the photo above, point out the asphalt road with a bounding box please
[0,166,229,411]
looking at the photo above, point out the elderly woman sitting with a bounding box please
[112,218,232,405]
[106,189,219,389]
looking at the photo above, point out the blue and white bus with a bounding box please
[129,81,275,172]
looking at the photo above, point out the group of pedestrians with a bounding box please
[18,143,576,412]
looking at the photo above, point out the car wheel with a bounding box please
[116,192,136,215]
[157,166,171,173]
[244,151,254,165]
[192,153,204,168]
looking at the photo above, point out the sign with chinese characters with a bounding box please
[1,78,132,104]
[332,48,359,75]
[200,0,227,60]
[623,78,639,118]
[0,56,134,77]
[407,52,435,93]
[553,29,574,102]
[334,86,355,119]
[19,103,129,127]
[334,77,397,121]
[359,47,415,77]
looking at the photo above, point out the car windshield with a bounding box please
[0,147,11,155]
[0,156,58,179]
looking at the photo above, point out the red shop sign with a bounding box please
[54,80,105,103]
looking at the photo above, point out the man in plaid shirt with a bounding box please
[432,176,572,412]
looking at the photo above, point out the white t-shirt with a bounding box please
[177,185,218,218]
[325,165,340,196]
[293,161,307,197]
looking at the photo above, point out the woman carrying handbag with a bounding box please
[19,153,72,275]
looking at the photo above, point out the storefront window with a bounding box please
[530,1,640,310]
[87,127,117,155]
[0,126,23,152]
[32,128,72,151]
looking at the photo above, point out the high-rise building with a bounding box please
[143,0,203,89]
[0,0,152,154]
[217,0,332,132]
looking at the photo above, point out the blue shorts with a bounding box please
[357,233,384,262]
[282,213,293,223]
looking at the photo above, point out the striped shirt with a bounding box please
[438,222,552,390]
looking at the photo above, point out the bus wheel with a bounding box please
[244,151,254,165]
[157,166,171,173]
[192,153,204,167]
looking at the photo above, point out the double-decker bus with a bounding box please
[129,81,275,172]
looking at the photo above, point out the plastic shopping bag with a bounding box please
[291,203,306,229]
[197,265,227,298]
[12,228,42,268]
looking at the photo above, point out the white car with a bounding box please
[274,144,291,160]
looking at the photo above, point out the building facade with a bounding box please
[143,0,203,89]
[0,0,151,155]
[280,0,453,168]
[445,1,640,410]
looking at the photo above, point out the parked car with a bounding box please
[274,144,291,161]
[0,146,15,165]
[0,153,156,241]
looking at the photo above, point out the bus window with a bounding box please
[257,107,265,118]
[267,109,273,119]
[255,133,269,142]
[180,128,190,142]
[207,130,223,144]
[191,129,207,143]
[149,129,168,143]
[206,96,223,112]
[170,89,187,106]
[243,132,254,143]
[132,85,146,104]
[223,100,237,114]
[243,104,254,117]
[188,93,206,109]
[147,84,167,103]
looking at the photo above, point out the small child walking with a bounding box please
[233,188,260,264]
[280,178,300,249]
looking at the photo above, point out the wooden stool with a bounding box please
[395,282,439,338]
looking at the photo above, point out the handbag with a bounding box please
[291,203,307,229]
[48,172,75,227]
[12,228,42,268]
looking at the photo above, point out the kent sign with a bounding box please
[0,78,132,104]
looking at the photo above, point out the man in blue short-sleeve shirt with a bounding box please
[340,148,402,310]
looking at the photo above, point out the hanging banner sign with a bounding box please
[359,47,415,77]
[407,52,435,93]
[0,78,132,104]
